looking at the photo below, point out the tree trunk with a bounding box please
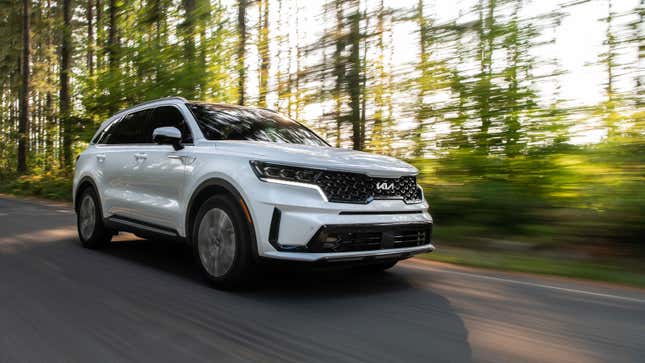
[60,0,72,168]
[258,0,270,107]
[197,0,209,99]
[477,0,495,153]
[18,0,30,174]
[294,4,302,119]
[182,0,196,99]
[348,10,362,150]
[96,0,102,70]
[107,0,119,114]
[237,0,247,105]
[87,0,94,77]
[333,0,345,148]
[638,0,644,106]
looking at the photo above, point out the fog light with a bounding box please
[325,235,338,243]
[320,233,339,250]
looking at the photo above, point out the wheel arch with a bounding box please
[74,176,101,213]
[185,178,258,257]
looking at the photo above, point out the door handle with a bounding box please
[167,154,195,165]
[134,153,148,161]
[96,154,106,162]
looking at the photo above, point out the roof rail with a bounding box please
[117,96,188,115]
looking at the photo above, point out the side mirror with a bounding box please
[152,127,184,150]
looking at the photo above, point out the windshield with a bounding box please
[187,103,329,147]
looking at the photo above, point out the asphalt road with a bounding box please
[1,195,644,363]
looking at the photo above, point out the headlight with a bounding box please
[250,161,322,183]
[249,161,328,201]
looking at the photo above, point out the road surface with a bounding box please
[1,195,644,363]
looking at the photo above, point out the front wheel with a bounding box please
[77,188,112,249]
[193,195,255,289]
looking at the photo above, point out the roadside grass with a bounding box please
[0,173,72,201]
[419,246,645,288]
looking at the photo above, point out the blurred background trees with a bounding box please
[0,0,643,255]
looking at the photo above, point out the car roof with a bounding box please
[187,101,278,114]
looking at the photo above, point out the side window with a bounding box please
[94,121,116,144]
[105,109,151,144]
[148,106,193,144]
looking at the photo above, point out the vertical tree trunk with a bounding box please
[348,9,362,150]
[275,0,283,111]
[606,0,615,100]
[504,2,521,156]
[197,0,209,99]
[414,0,427,158]
[359,7,368,149]
[258,0,270,107]
[237,0,247,105]
[638,0,644,106]
[182,0,196,99]
[604,0,617,138]
[18,0,30,173]
[477,0,495,153]
[60,0,72,168]
[333,0,345,148]
[151,0,164,84]
[96,0,102,70]
[371,0,385,153]
[294,3,302,120]
[107,0,118,114]
[87,0,94,77]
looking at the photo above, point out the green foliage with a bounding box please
[0,171,73,201]
[416,122,645,250]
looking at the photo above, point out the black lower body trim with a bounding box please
[339,210,423,215]
[268,208,281,246]
[307,222,432,253]
[267,208,308,252]
[106,215,179,238]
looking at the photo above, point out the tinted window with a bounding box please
[147,106,193,143]
[104,109,151,144]
[93,123,111,144]
[187,103,328,147]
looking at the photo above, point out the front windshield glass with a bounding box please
[187,103,329,147]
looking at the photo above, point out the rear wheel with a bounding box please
[77,188,112,249]
[193,195,255,289]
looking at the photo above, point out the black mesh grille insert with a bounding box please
[308,223,432,253]
[316,172,421,204]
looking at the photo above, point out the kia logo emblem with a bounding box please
[375,182,395,191]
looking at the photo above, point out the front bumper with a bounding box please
[263,243,435,262]
[244,178,434,262]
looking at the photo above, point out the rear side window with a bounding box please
[147,106,193,143]
[103,109,151,144]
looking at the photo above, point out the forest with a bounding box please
[0,0,643,277]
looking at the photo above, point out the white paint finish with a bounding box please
[74,98,433,261]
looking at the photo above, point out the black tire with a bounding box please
[192,194,255,289]
[76,187,112,249]
[361,260,398,272]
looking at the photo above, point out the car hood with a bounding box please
[203,141,417,178]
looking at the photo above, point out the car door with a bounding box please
[127,105,193,231]
[96,108,152,219]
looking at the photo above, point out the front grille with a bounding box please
[308,223,432,253]
[316,172,422,204]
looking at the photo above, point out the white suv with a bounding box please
[73,97,434,287]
